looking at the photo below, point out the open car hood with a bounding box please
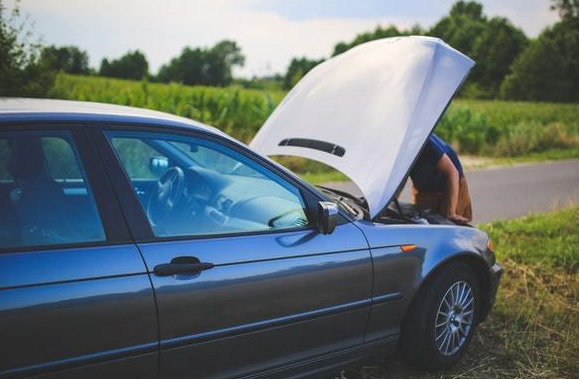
[250,36,474,218]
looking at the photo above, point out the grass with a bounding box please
[298,170,349,184]
[340,207,579,378]
[453,99,579,128]
[479,147,579,168]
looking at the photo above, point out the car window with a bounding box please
[43,137,83,180]
[0,131,106,250]
[107,131,310,238]
[111,137,167,179]
[169,141,264,178]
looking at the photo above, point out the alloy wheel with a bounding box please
[434,280,475,356]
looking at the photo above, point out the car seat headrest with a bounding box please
[7,138,47,181]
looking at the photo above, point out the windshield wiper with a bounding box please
[335,197,358,216]
[316,185,366,207]
[317,186,364,218]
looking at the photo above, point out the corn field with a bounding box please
[50,74,579,156]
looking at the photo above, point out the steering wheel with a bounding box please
[147,167,185,226]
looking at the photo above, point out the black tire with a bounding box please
[399,260,480,370]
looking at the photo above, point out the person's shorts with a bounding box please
[411,175,473,222]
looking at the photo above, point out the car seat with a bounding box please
[7,137,74,246]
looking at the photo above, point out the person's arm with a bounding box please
[436,154,468,223]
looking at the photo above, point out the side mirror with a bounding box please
[150,156,169,176]
[317,201,339,235]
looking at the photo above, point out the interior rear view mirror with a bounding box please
[150,156,169,176]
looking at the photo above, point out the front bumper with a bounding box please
[477,260,503,324]
[485,263,503,318]
[488,262,503,308]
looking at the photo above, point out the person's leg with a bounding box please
[456,176,473,222]
[412,183,444,212]
[414,179,471,222]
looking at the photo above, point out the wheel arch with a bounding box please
[406,252,492,326]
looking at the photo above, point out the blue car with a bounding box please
[0,37,501,378]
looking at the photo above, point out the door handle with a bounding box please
[153,256,214,277]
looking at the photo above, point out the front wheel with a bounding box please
[399,261,480,370]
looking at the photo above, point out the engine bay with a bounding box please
[317,186,459,226]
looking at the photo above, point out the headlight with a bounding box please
[486,238,494,252]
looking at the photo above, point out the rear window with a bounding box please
[0,131,106,250]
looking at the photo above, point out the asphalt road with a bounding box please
[324,159,579,223]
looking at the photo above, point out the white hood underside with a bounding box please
[250,36,474,218]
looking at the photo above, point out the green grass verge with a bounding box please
[482,206,578,272]
[341,207,579,378]
[482,147,579,167]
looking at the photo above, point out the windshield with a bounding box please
[168,141,266,178]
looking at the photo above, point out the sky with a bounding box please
[9,0,559,78]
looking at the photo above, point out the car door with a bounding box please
[0,126,158,377]
[97,126,373,378]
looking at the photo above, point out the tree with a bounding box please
[157,47,205,85]
[551,0,579,23]
[332,42,349,56]
[331,25,407,56]
[429,1,487,56]
[499,33,570,101]
[283,57,324,90]
[500,1,579,102]
[156,40,244,86]
[468,17,528,97]
[0,0,53,96]
[205,40,245,86]
[40,45,90,75]
[99,50,148,80]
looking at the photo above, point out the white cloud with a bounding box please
[481,0,558,35]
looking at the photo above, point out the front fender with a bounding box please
[352,220,494,342]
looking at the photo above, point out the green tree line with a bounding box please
[0,0,246,91]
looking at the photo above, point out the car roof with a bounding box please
[0,97,224,135]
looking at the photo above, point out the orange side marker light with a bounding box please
[401,244,417,252]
